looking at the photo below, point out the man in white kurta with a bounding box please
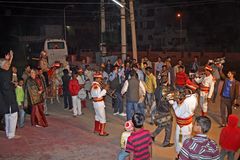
[170,81,198,155]
[195,65,214,116]
[90,72,109,136]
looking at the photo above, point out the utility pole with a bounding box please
[64,8,66,40]
[120,0,127,61]
[129,0,137,61]
[63,5,74,42]
[177,12,183,52]
[111,0,138,61]
[100,0,107,56]
[180,17,183,52]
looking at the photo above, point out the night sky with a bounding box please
[0,0,101,55]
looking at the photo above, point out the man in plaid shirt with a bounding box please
[179,116,220,160]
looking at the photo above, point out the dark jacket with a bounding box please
[110,74,122,93]
[0,68,19,114]
[155,85,172,113]
[105,64,113,74]
[0,90,7,114]
[126,77,139,102]
[62,73,71,92]
[220,72,239,104]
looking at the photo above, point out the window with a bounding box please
[146,9,155,17]
[139,22,143,29]
[139,9,143,16]
[148,35,153,40]
[47,42,65,49]
[138,35,143,41]
[147,21,155,29]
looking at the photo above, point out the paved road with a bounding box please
[0,84,239,160]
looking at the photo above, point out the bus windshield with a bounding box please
[47,42,65,49]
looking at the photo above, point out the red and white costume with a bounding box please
[90,73,109,136]
[91,81,106,123]
[171,80,198,154]
[195,65,214,115]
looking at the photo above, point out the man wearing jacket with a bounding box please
[109,65,125,116]
[121,70,146,121]
[151,83,174,147]
[62,69,73,110]
[219,67,239,127]
[145,67,157,117]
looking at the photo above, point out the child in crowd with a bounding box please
[118,120,134,160]
[15,78,25,128]
[126,113,152,160]
[219,114,240,160]
[69,72,82,117]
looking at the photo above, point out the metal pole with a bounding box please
[100,0,107,56]
[129,0,137,61]
[180,18,183,52]
[64,8,66,41]
[63,5,74,42]
[120,0,127,61]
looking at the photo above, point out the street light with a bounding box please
[64,5,74,42]
[177,12,183,52]
[112,0,124,8]
[111,0,138,62]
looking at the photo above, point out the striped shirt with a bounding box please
[179,134,220,160]
[126,128,152,160]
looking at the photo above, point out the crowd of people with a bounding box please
[0,50,240,160]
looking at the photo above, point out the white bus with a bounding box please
[44,39,68,65]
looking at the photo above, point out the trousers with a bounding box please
[113,92,123,114]
[126,101,139,121]
[63,91,73,109]
[152,121,172,145]
[93,104,106,123]
[18,108,25,128]
[5,111,18,139]
[72,96,82,116]
[118,149,129,160]
[200,93,208,113]
[220,149,235,160]
[220,97,232,125]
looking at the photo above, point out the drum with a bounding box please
[78,88,87,100]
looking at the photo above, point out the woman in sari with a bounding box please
[24,69,48,127]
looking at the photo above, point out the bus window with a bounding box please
[47,42,65,49]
